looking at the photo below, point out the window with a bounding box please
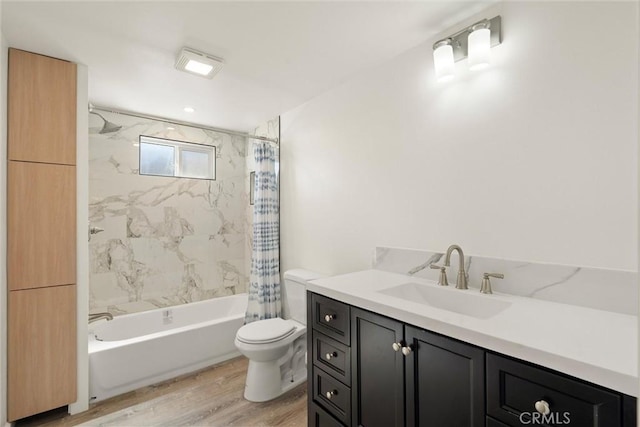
[139,135,216,180]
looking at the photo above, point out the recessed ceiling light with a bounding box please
[184,107,195,113]
[175,47,224,79]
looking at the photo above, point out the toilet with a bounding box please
[235,269,324,402]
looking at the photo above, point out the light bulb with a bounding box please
[433,40,455,82]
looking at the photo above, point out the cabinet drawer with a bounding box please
[311,293,350,345]
[309,401,346,427]
[312,331,351,386]
[487,353,622,427]
[313,366,351,425]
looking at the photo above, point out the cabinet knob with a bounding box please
[324,314,335,322]
[326,390,337,400]
[534,400,550,415]
[401,346,413,356]
[325,351,338,360]
[392,342,402,352]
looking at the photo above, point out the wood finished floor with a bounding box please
[16,357,307,427]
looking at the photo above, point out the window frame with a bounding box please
[138,135,216,181]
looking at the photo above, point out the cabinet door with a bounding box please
[8,285,77,421]
[351,308,404,427]
[8,48,77,165]
[405,326,485,427]
[8,161,76,290]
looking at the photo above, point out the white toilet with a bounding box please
[235,269,324,402]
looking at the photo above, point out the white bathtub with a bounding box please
[89,293,247,402]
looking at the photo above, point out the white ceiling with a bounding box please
[2,1,492,132]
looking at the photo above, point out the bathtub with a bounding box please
[89,293,247,402]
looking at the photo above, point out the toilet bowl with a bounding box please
[235,269,324,402]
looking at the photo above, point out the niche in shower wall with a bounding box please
[89,111,251,315]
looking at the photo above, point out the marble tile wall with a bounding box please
[89,112,252,315]
[373,247,638,315]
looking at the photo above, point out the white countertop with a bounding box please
[308,269,638,397]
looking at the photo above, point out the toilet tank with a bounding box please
[283,269,325,324]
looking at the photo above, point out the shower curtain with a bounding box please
[245,142,281,322]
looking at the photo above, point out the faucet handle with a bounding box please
[480,272,504,294]
[430,264,449,286]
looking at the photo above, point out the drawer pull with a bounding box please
[324,314,335,322]
[325,351,338,360]
[534,400,550,415]
[326,390,338,400]
[401,346,413,356]
[392,342,402,352]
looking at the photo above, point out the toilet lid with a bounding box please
[237,318,297,344]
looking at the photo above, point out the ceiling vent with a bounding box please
[175,47,224,79]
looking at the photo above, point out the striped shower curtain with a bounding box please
[245,142,281,323]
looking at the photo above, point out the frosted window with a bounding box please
[180,149,212,179]
[139,136,216,180]
[140,142,175,177]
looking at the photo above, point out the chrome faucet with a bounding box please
[89,312,114,323]
[444,244,468,290]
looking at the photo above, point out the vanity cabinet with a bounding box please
[307,291,637,427]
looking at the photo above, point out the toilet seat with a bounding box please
[236,318,296,344]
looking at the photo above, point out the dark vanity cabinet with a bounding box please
[307,291,637,427]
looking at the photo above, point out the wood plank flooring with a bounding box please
[15,357,307,427]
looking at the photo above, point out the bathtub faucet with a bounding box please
[89,312,114,323]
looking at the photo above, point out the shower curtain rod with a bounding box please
[88,104,279,144]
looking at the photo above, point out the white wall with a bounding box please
[281,1,639,275]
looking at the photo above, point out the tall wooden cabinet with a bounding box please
[7,48,77,422]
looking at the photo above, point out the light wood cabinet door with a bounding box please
[8,48,77,165]
[8,285,77,421]
[8,161,76,290]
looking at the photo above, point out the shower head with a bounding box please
[90,111,122,134]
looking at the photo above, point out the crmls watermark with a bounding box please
[519,411,571,425]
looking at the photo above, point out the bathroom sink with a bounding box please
[378,282,511,319]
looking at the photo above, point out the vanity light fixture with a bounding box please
[432,15,502,81]
[175,47,225,79]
